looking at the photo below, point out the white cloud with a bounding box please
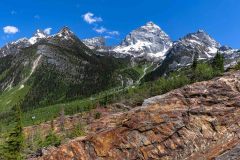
[108,31,120,36]
[93,26,107,33]
[3,26,19,34]
[82,12,102,24]
[44,28,52,35]
[104,36,112,39]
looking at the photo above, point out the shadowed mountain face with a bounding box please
[36,71,240,160]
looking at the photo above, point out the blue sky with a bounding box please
[0,0,240,48]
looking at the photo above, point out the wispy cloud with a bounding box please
[93,26,107,34]
[108,31,120,36]
[82,12,102,24]
[3,26,19,34]
[34,14,40,19]
[44,28,52,35]
[104,36,112,39]
[82,12,119,38]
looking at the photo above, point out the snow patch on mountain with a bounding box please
[55,27,74,40]
[82,37,105,49]
[29,30,48,44]
[0,29,49,57]
[219,46,240,69]
[113,22,172,60]
[178,30,221,59]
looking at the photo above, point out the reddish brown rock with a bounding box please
[36,71,240,160]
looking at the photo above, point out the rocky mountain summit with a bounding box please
[0,27,78,58]
[113,22,172,61]
[0,38,31,57]
[0,29,49,57]
[36,70,240,160]
[28,30,49,45]
[83,23,239,68]
[158,30,221,73]
[143,30,240,81]
[82,37,106,50]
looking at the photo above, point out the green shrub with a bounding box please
[39,131,61,148]
[67,124,85,139]
[193,63,214,81]
[212,52,224,73]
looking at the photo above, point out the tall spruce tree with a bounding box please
[212,52,224,73]
[192,53,198,71]
[191,52,199,81]
[3,104,24,160]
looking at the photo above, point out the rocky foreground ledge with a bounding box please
[36,71,240,160]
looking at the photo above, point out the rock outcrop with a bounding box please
[37,71,240,160]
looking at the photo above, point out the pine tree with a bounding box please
[212,52,224,73]
[3,104,24,160]
[192,53,198,71]
[191,52,199,81]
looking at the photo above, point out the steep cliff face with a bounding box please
[37,71,240,160]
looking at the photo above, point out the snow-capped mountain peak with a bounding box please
[0,37,31,57]
[141,21,162,32]
[197,29,205,33]
[82,37,105,49]
[113,21,172,61]
[29,29,48,44]
[56,26,74,40]
[179,29,221,57]
[35,29,47,38]
[154,30,223,74]
[0,29,49,57]
[10,37,29,45]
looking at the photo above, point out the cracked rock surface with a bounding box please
[37,71,240,160]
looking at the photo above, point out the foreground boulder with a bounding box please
[37,71,240,160]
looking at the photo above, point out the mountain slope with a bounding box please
[144,30,222,81]
[37,71,240,160]
[219,46,240,69]
[0,27,135,111]
[113,22,172,61]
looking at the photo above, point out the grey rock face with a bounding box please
[216,144,240,160]
[113,22,172,60]
[0,38,31,57]
[162,30,221,72]
[0,30,48,57]
[82,37,106,49]
[219,46,240,69]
